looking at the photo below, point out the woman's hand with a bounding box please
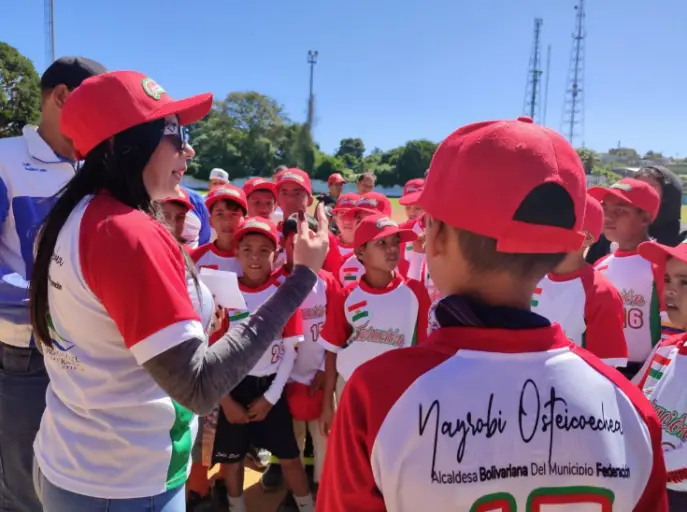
[293,204,330,272]
[209,305,226,335]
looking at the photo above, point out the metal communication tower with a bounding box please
[523,18,544,123]
[44,0,55,66]
[306,50,318,129]
[561,0,586,146]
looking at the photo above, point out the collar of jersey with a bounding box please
[427,323,572,354]
[358,272,403,295]
[613,248,640,258]
[238,276,275,292]
[546,263,593,283]
[210,242,235,258]
[22,125,72,165]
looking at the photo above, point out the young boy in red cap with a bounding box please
[318,213,431,435]
[191,184,246,276]
[243,176,278,222]
[317,117,667,511]
[634,239,687,510]
[160,196,195,245]
[331,192,360,258]
[531,194,628,367]
[398,178,425,223]
[588,178,662,378]
[209,217,314,512]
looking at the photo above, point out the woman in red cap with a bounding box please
[27,71,329,511]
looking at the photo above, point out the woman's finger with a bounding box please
[296,210,308,238]
[316,203,329,234]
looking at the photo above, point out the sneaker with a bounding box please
[276,493,299,511]
[260,463,284,492]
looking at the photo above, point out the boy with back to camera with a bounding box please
[531,194,628,367]
[588,178,662,378]
[317,117,668,512]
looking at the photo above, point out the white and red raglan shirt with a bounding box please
[337,253,410,287]
[317,324,668,511]
[319,274,431,382]
[226,277,304,404]
[531,264,628,367]
[595,249,663,364]
[34,193,214,499]
[634,333,687,492]
[275,268,341,385]
[191,242,242,276]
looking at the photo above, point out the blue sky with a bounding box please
[2,0,685,157]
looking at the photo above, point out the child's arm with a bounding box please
[583,276,628,368]
[320,351,338,437]
[219,394,250,424]
[406,278,432,345]
[263,341,297,406]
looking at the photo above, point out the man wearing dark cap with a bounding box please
[0,56,105,511]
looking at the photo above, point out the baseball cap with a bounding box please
[205,185,247,214]
[40,56,107,90]
[163,196,194,211]
[398,178,425,206]
[583,195,604,242]
[354,214,418,248]
[328,173,346,184]
[243,177,276,198]
[417,116,586,253]
[282,213,319,238]
[60,70,213,159]
[275,168,312,195]
[346,192,393,218]
[209,168,229,182]
[639,239,687,267]
[332,193,361,214]
[286,382,323,421]
[233,217,279,247]
[588,178,660,222]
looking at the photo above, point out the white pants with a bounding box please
[292,419,327,483]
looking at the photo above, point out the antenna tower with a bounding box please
[561,0,586,146]
[523,18,544,123]
[44,0,55,66]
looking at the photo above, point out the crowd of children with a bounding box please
[163,144,687,510]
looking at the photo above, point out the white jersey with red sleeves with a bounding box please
[337,252,409,287]
[191,242,242,275]
[595,250,662,363]
[319,274,430,381]
[228,277,304,377]
[275,268,341,385]
[531,264,628,367]
[337,241,354,259]
[34,193,214,499]
[318,325,668,511]
[635,333,687,491]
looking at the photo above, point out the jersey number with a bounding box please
[623,308,644,329]
[270,343,285,364]
[310,322,325,342]
[469,486,613,512]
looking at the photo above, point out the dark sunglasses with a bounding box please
[163,119,189,151]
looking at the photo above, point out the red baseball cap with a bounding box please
[588,178,660,222]
[398,178,425,206]
[639,240,687,267]
[347,192,393,218]
[353,214,417,248]
[205,185,247,214]
[275,168,312,195]
[61,70,213,159]
[286,382,323,421]
[583,195,604,242]
[332,192,360,214]
[163,196,194,211]
[233,217,279,247]
[243,177,276,199]
[416,116,586,253]
[328,173,346,184]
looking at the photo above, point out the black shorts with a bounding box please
[212,375,299,464]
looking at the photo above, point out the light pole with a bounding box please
[307,50,318,128]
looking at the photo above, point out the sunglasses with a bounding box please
[163,119,189,151]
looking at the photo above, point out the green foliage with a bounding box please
[576,147,598,175]
[0,42,40,137]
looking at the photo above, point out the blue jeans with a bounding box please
[33,462,186,512]
[0,343,48,512]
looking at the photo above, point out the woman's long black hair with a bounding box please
[30,119,195,347]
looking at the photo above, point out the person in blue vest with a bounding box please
[0,56,106,512]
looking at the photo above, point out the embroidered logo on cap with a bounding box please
[243,219,271,231]
[338,199,355,208]
[215,187,240,198]
[252,178,270,186]
[375,217,397,229]
[405,185,421,194]
[280,171,305,183]
[611,183,632,192]
[142,78,166,100]
[358,199,378,208]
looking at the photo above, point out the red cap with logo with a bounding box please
[205,184,247,214]
[163,196,194,211]
[398,178,425,206]
[346,192,393,218]
[588,178,660,222]
[416,116,586,253]
[60,70,213,159]
[275,168,312,195]
[332,193,360,214]
[639,239,687,267]
[583,195,604,242]
[243,177,276,199]
[353,213,418,248]
[233,217,279,247]
[286,382,323,421]
[328,173,346,184]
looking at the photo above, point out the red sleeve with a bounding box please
[406,278,430,345]
[582,269,628,366]
[283,308,304,341]
[322,232,342,275]
[317,346,451,511]
[569,346,668,512]
[190,243,212,264]
[80,198,201,362]
[319,285,354,351]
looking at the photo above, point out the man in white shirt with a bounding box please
[0,56,105,511]
[208,168,229,190]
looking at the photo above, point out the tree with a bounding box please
[394,139,437,183]
[0,42,40,137]
[643,150,664,160]
[335,138,365,169]
[576,147,597,175]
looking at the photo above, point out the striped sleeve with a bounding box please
[319,285,355,352]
